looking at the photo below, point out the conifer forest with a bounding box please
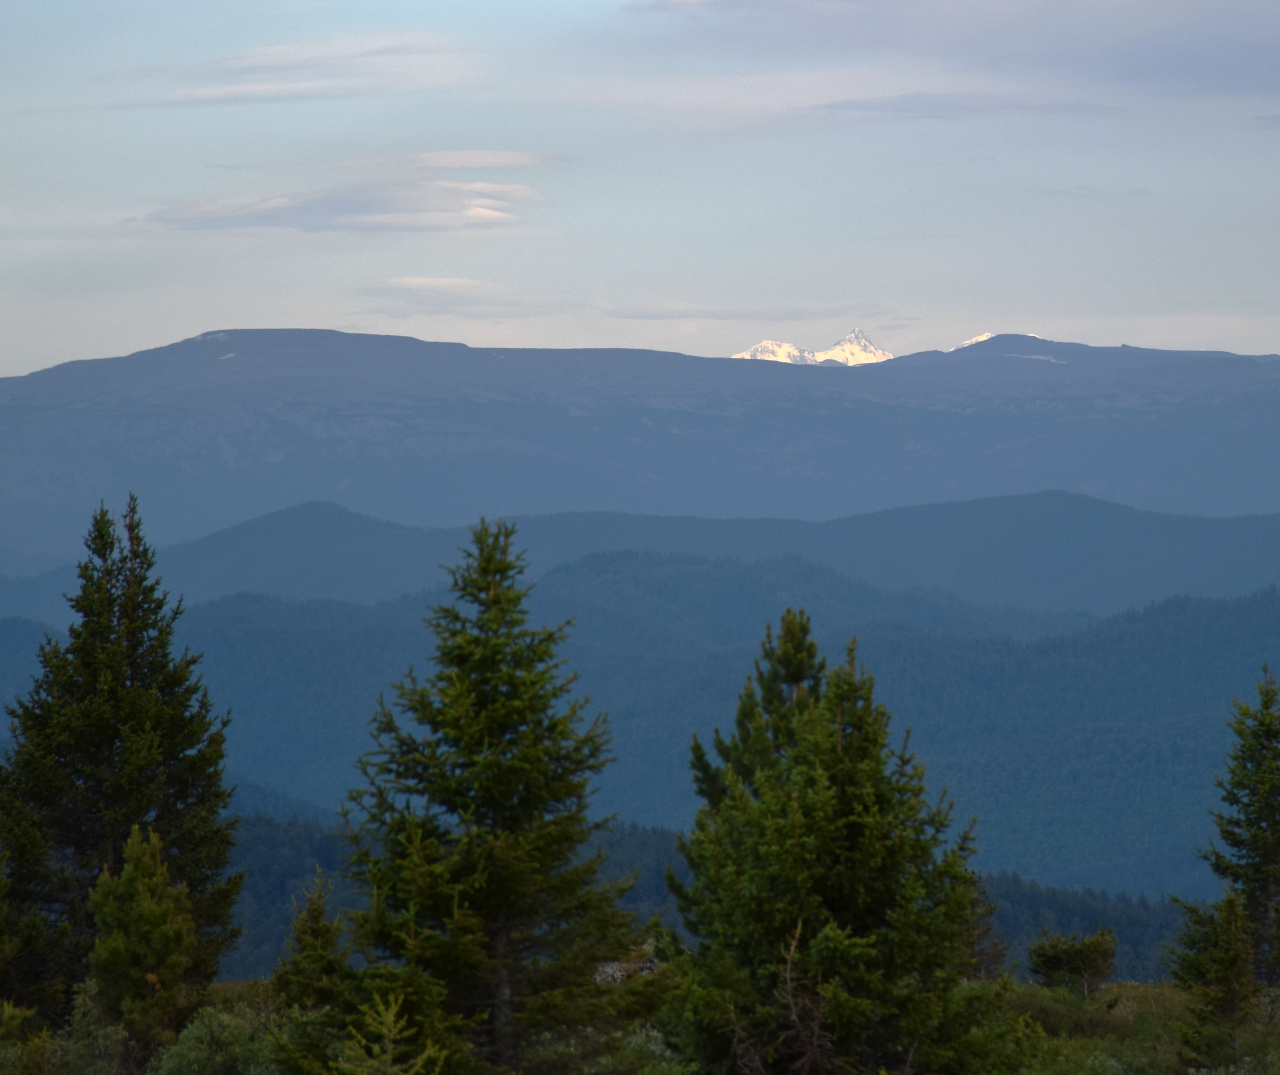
[2,499,1280,1074]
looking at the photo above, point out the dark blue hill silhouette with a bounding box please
[2,328,1280,574]
[7,491,1280,623]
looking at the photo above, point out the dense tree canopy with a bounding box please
[344,519,637,1074]
[0,496,240,1020]
[669,609,1037,1074]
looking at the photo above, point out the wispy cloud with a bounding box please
[149,159,541,232]
[416,151,539,168]
[814,92,1116,121]
[622,0,1280,98]
[107,33,478,108]
[604,300,876,322]
[374,276,570,318]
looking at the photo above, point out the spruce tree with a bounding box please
[1202,670,1280,983]
[88,826,199,1063]
[1171,889,1259,1065]
[668,612,1037,1075]
[273,870,364,1075]
[346,519,634,1074]
[0,496,241,1020]
[1169,671,1280,1060]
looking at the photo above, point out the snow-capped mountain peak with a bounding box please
[813,330,893,365]
[732,329,892,367]
[732,340,817,364]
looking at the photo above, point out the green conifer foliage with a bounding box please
[1204,670,1280,983]
[0,496,241,1019]
[275,868,358,1015]
[1171,889,1260,1065]
[347,519,635,1074]
[669,613,1037,1075]
[88,826,199,1061]
[337,993,448,1075]
[272,869,364,1075]
[1169,671,1280,1062]
[0,865,34,1043]
[1027,928,1116,997]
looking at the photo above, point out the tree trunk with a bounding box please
[492,927,515,1070]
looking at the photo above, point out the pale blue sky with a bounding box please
[3,0,1279,374]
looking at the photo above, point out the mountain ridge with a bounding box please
[7,490,1280,622]
[4,327,1280,574]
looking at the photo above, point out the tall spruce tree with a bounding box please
[668,611,1037,1075]
[1203,670,1280,983]
[346,519,635,1074]
[0,496,241,1020]
[1170,670,1280,1060]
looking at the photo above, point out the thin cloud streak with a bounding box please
[374,276,574,319]
[813,92,1119,120]
[416,151,539,168]
[149,166,539,232]
[605,301,878,322]
[104,33,479,108]
[621,0,1280,97]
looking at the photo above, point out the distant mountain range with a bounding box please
[3,328,1280,574]
[6,544,1274,899]
[8,491,1280,624]
[5,489,1280,898]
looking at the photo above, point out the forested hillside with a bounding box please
[5,551,1277,898]
[11,490,1280,622]
[223,813,1184,984]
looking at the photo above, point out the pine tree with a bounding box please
[88,826,199,1063]
[346,519,636,1074]
[668,612,1038,1075]
[1202,670,1280,983]
[0,496,241,1020]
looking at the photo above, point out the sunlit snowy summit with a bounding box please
[732,329,893,366]
[951,332,995,350]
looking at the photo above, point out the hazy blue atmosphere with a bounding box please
[4,0,1280,373]
[6,1,1280,1047]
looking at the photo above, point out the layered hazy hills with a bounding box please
[5,544,1275,898]
[3,492,1280,898]
[7,492,1280,623]
[3,328,1280,573]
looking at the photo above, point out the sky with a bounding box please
[2,0,1280,375]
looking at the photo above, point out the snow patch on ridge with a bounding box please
[951,332,995,350]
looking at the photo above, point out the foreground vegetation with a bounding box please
[3,498,1280,1073]
[223,817,1187,985]
[6,976,1279,1075]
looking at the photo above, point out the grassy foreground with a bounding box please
[1010,979,1280,1075]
